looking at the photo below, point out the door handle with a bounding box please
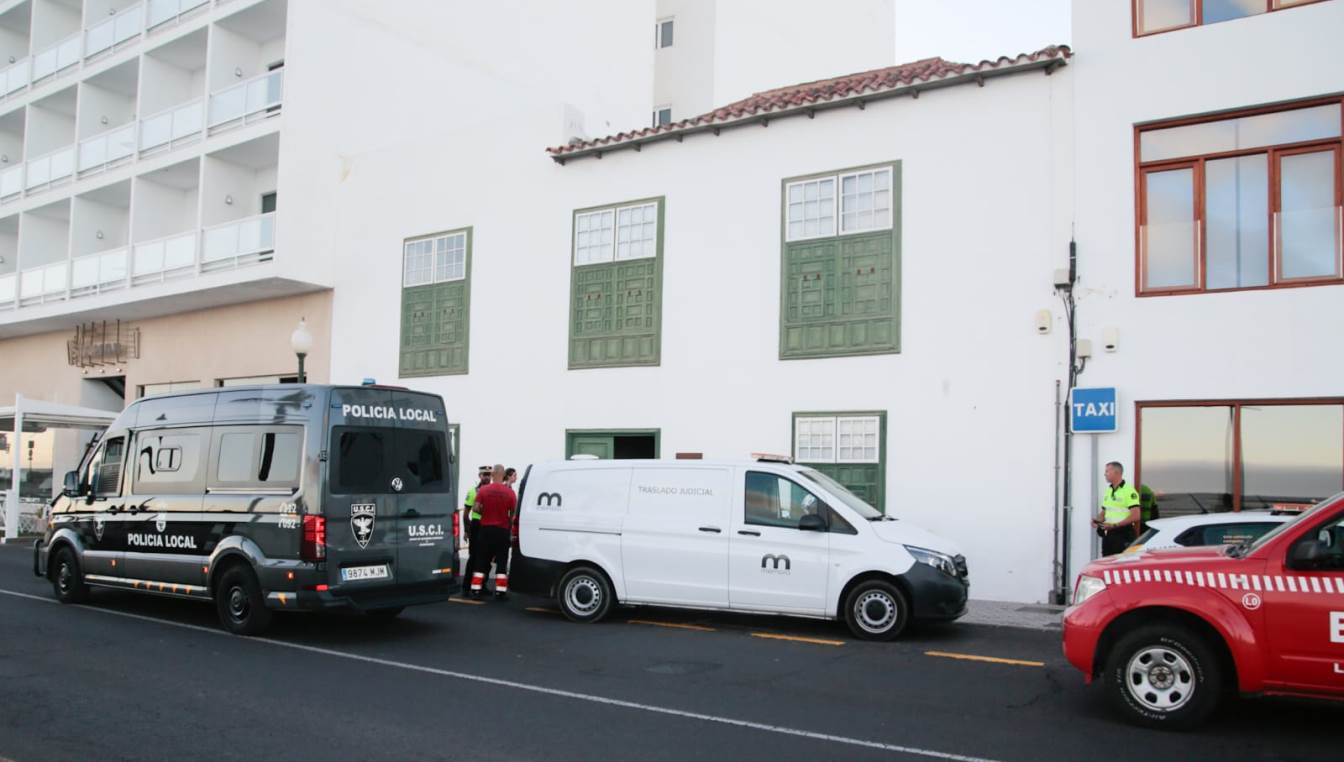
[697,526,722,534]
[106,505,120,514]
[737,530,761,537]
[127,504,140,514]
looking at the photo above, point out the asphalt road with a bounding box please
[0,543,1336,762]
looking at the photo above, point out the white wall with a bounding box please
[76,81,136,138]
[132,174,199,240]
[318,63,1074,602]
[208,26,267,91]
[140,51,205,115]
[0,220,17,275]
[71,195,129,257]
[201,154,273,225]
[1067,0,1344,566]
[654,0,716,120]
[25,97,75,156]
[0,22,28,64]
[0,113,23,163]
[29,0,79,51]
[17,206,69,267]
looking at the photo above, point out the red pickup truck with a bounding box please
[1063,493,1344,728]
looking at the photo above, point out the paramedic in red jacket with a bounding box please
[468,464,517,600]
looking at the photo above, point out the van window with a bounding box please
[91,436,125,498]
[210,427,303,490]
[745,471,825,529]
[332,427,448,494]
[132,429,207,495]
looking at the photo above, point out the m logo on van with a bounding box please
[536,492,563,509]
[761,554,791,573]
[351,503,376,549]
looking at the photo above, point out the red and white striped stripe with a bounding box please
[1102,567,1344,596]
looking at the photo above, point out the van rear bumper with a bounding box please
[264,578,459,612]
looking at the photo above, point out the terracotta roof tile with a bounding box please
[549,44,1071,158]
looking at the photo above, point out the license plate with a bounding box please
[341,564,390,582]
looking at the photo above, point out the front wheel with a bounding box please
[843,580,909,641]
[556,566,612,623]
[214,565,273,636]
[1103,624,1224,730]
[50,546,89,604]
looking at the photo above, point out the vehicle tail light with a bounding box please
[452,510,461,548]
[301,515,326,561]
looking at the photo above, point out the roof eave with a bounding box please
[550,56,1067,165]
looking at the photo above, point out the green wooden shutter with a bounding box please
[808,462,883,512]
[569,198,663,369]
[399,229,472,377]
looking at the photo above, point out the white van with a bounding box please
[510,457,968,640]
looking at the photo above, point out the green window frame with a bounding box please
[398,226,472,377]
[791,410,887,512]
[780,162,901,359]
[568,197,665,369]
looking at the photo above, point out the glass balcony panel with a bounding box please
[31,50,55,80]
[85,19,115,57]
[140,112,171,150]
[109,125,136,161]
[202,225,236,262]
[79,139,106,171]
[209,87,246,126]
[71,256,99,288]
[133,241,164,275]
[173,101,203,138]
[0,273,14,303]
[1,166,24,197]
[0,59,26,95]
[114,7,143,43]
[50,148,74,181]
[56,37,81,70]
[20,268,42,297]
[164,233,196,270]
[101,249,127,282]
[25,158,49,188]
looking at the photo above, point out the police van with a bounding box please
[33,384,458,635]
[510,456,969,640]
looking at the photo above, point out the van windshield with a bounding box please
[332,426,448,494]
[797,467,884,520]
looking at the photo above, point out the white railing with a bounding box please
[0,272,15,306]
[78,123,137,174]
[0,164,23,198]
[24,145,76,190]
[208,69,284,128]
[31,33,82,82]
[139,98,204,152]
[0,57,30,97]
[147,0,209,29]
[202,212,275,268]
[70,247,129,296]
[132,230,197,282]
[85,3,145,59]
[18,261,68,304]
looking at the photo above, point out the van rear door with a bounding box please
[386,390,453,586]
[326,388,401,589]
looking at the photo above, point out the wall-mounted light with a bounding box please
[100,115,109,125]
[234,67,243,78]
[109,8,117,15]
[224,194,233,205]
[6,56,13,64]
[1,155,7,164]
[95,229,105,240]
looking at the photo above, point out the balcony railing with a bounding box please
[78,123,137,175]
[0,164,23,199]
[85,3,145,59]
[208,69,283,129]
[147,0,210,30]
[139,98,204,153]
[24,145,76,190]
[31,33,82,82]
[70,247,129,296]
[202,212,275,269]
[132,230,197,284]
[0,272,15,307]
[0,58,30,98]
[18,261,68,306]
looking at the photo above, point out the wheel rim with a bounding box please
[854,590,897,634]
[227,585,250,622]
[57,562,73,594]
[564,576,602,616]
[1125,646,1196,712]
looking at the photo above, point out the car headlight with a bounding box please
[905,545,958,577]
[1073,574,1107,606]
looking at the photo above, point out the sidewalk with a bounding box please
[959,599,1064,631]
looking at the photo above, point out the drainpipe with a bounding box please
[1054,241,1080,604]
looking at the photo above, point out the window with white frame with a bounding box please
[795,415,881,463]
[652,106,672,127]
[576,203,659,265]
[786,167,894,242]
[403,231,467,287]
[656,18,674,48]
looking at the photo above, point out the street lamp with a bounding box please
[289,317,312,383]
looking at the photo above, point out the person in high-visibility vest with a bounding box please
[1094,461,1142,556]
[1138,483,1159,532]
[461,465,490,594]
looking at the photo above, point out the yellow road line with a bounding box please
[628,619,717,632]
[750,632,844,647]
[449,597,484,606]
[924,650,1044,668]
[525,606,562,615]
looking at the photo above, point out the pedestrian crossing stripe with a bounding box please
[1102,568,1344,595]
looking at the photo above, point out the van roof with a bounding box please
[535,458,808,470]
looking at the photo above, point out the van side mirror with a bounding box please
[798,513,827,532]
[1287,539,1327,570]
[62,470,84,497]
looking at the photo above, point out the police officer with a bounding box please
[468,464,517,600]
[1094,461,1142,556]
[461,465,490,592]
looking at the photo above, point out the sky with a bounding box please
[893,0,1072,65]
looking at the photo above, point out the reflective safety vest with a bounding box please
[465,485,481,521]
[1102,481,1141,524]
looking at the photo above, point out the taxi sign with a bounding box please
[1070,387,1117,433]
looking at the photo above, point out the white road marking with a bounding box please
[0,589,1000,762]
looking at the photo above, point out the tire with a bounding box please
[1103,624,1224,730]
[365,606,405,622]
[214,565,273,636]
[50,546,89,604]
[556,566,613,624]
[843,580,909,641]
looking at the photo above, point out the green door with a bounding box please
[569,435,614,460]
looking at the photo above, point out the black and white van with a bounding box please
[34,384,458,634]
[510,457,969,640]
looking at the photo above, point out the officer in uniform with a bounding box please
[461,465,490,592]
[1094,461,1142,556]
